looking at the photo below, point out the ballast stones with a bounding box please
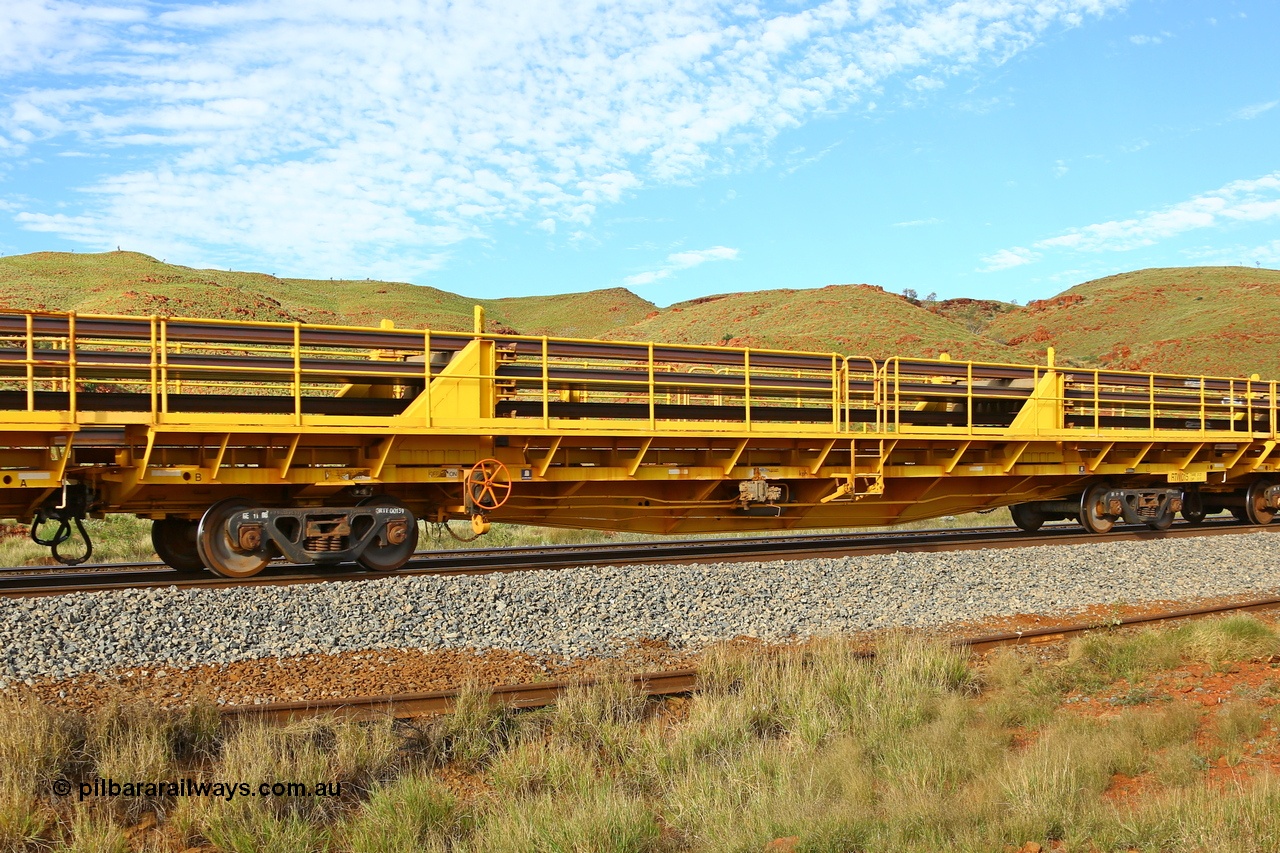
[1,532,1279,686]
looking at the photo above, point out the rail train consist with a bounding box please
[0,308,1276,577]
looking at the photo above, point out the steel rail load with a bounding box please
[0,307,1277,577]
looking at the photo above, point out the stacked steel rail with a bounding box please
[0,308,1277,577]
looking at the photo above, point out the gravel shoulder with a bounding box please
[4,531,1280,706]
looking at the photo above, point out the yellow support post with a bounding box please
[648,343,656,430]
[423,329,433,428]
[293,322,302,426]
[149,316,158,420]
[159,319,169,416]
[24,313,33,412]
[542,336,550,428]
[67,312,77,416]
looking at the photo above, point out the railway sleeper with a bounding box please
[195,497,418,578]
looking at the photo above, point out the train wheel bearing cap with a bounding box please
[197,498,270,579]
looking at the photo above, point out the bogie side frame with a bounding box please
[0,309,1276,575]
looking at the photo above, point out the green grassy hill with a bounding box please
[985,267,1280,378]
[1,252,1277,378]
[603,285,1021,361]
[0,252,655,339]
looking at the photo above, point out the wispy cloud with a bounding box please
[1183,239,1280,268]
[2,0,1125,278]
[781,141,842,176]
[979,247,1038,272]
[1234,100,1279,121]
[1129,31,1170,45]
[893,217,942,227]
[625,245,739,286]
[979,171,1280,271]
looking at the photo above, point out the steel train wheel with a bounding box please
[1078,484,1115,534]
[1245,480,1276,525]
[151,518,206,571]
[466,458,512,511]
[1180,487,1205,526]
[1147,508,1175,530]
[1009,503,1044,533]
[197,498,269,579]
[356,495,419,572]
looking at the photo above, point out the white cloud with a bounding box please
[781,140,842,175]
[1052,159,1069,177]
[1037,172,1280,253]
[907,75,944,91]
[1129,31,1170,45]
[981,171,1280,270]
[2,0,1126,278]
[1182,239,1280,268]
[1235,100,1279,121]
[0,1,145,76]
[978,247,1038,272]
[892,217,942,227]
[625,245,739,285]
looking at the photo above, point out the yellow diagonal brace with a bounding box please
[532,436,562,478]
[943,441,971,474]
[1129,442,1154,468]
[1173,442,1204,470]
[209,434,230,481]
[1085,442,1115,473]
[1223,442,1254,471]
[626,437,653,478]
[278,434,301,480]
[370,435,400,480]
[806,439,837,475]
[1001,441,1029,473]
[1245,440,1277,472]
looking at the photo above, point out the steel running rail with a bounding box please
[224,593,1280,723]
[2,517,1274,598]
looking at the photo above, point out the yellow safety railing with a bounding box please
[874,354,1279,439]
[1,310,1276,441]
[1063,368,1274,438]
[878,355,1047,436]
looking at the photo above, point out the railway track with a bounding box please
[228,591,1280,723]
[3,517,1276,598]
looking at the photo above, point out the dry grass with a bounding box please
[5,616,1280,851]
[1060,613,1280,690]
[0,515,156,567]
[0,696,74,849]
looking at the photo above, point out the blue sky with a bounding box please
[1,0,1277,306]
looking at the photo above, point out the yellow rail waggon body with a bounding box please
[1,308,1277,577]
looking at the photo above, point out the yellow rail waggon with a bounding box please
[1,308,1276,577]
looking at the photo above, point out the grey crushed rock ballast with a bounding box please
[2,532,1277,685]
